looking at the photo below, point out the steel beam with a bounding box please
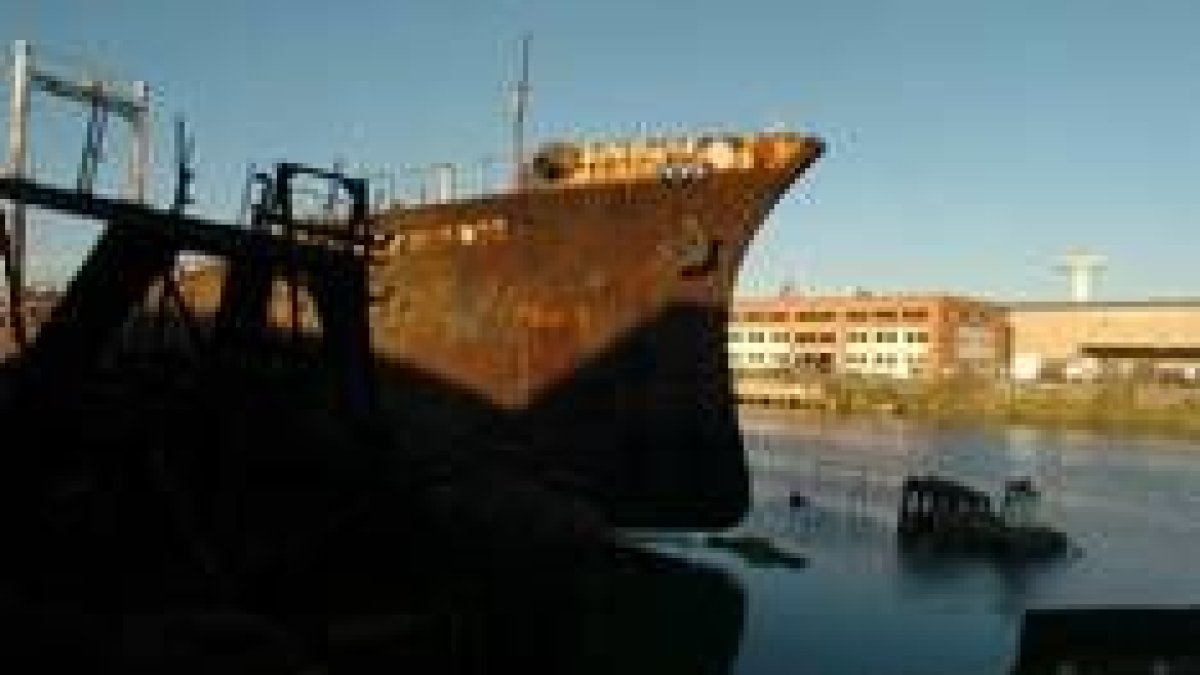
[0,176,370,265]
[5,40,31,350]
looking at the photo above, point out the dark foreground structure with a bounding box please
[0,37,826,671]
[0,123,820,671]
[1011,607,1200,674]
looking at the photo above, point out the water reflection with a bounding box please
[336,415,1200,674]
[330,545,747,675]
[722,411,1200,673]
[27,412,1200,673]
[646,532,808,570]
[329,414,1199,675]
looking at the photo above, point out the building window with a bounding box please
[795,311,836,322]
[902,309,929,321]
[915,331,929,344]
[875,331,897,343]
[772,353,790,365]
[749,353,764,364]
[744,312,766,322]
[768,312,788,322]
[748,332,764,343]
[819,332,836,344]
[728,332,743,343]
[874,310,897,320]
[771,331,790,343]
[847,311,868,322]
[885,354,898,365]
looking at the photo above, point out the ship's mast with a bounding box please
[511,33,531,191]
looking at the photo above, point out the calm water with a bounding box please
[639,411,1200,675]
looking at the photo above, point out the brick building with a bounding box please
[728,293,1009,379]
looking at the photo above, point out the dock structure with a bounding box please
[0,39,381,417]
[0,171,379,418]
[3,39,151,352]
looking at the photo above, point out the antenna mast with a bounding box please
[512,33,531,191]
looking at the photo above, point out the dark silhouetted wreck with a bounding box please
[897,475,1071,561]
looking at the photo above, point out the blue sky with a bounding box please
[3,0,1199,299]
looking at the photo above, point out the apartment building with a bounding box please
[728,293,1008,379]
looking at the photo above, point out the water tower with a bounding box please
[1054,249,1106,302]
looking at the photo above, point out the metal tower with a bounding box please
[1055,250,1106,302]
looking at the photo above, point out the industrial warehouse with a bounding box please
[1007,299,1200,382]
[730,291,1200,384]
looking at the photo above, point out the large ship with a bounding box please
[0,40,821,533]
[0,40,824,668]
[169,130,822,532]
[357,132,825,528]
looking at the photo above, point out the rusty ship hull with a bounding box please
[373,134,822,529]
[180,132,824,530]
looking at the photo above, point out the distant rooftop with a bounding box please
[1005,298,1200,311]
[733,290,997,306]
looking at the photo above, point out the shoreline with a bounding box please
[734,377,1200,443]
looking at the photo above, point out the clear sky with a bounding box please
[3,0,1199,299]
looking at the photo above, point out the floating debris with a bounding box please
[703,533,809,570]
